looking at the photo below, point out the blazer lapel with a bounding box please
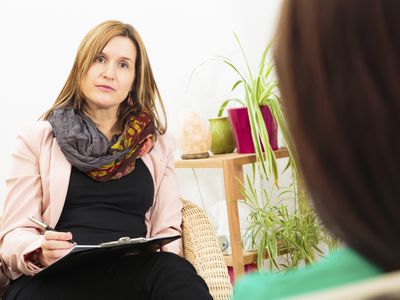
[49,139,71,228]
[142,155,156,191]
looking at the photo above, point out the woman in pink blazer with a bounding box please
[0,20,211,300]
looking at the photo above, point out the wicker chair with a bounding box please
[181,199,232,300]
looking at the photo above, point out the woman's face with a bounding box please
[81,36,136,113]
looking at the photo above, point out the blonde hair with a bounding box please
[42,20,167,134]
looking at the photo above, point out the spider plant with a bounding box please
[217,33,297,186]
[241,167,338,271]
[219,35,338,270]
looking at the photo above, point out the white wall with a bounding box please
[0,0,283,218]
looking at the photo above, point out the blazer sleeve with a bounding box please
[0,125,46,278]
[148,135,183,256]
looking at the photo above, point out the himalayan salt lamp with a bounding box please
[176,112,211,159]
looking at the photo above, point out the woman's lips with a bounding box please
[96,85,115,92]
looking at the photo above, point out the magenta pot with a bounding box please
[227,106,278,154]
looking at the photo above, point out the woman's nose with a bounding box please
[102,63,116,80]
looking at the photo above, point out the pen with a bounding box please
[27,216,76,244]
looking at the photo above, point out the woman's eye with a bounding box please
[119,62,129,69]
[95,56,106,63]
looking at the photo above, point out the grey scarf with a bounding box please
[48,108,130,172]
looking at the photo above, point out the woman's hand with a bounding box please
[38,231,75,267]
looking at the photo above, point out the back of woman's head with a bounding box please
[43,20,166,134]
[275,0,400,271]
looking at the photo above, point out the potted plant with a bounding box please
[219,35,337,271]
[208,116,236,155]
[241,169,338,271]
[217,34,296,184]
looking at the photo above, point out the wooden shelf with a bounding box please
[224,252,259,266]
[224,246,288,267]
[174,149,290,281]
[175,148,289,169]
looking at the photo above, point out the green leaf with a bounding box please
[222,59,249,86]
[217,98,246,117]
[233,32,254,83]
[231,80,243,92]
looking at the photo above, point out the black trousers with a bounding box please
[4,252,212,300]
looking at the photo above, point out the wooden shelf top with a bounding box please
[224,251,259,266]
[224,247,288,267]
[175,148,289,169]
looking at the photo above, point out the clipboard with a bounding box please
[35,234,181,277]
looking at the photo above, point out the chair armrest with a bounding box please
[181,198,232,300]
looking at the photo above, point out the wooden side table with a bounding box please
[175,149,289,280]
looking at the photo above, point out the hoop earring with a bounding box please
[127,91,134,106]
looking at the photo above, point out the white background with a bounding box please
[0,0,284,226]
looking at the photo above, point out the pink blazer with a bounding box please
[0,121,183,279]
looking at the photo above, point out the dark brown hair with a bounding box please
[42,20,167,134]
[275,0,400,271]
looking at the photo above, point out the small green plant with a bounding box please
[241,169,338,271]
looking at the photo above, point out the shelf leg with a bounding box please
[223,160,245,280]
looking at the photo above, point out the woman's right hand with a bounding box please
[38,231,75,267]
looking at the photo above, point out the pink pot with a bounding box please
[228,106,278,154]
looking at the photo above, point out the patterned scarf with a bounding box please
[48,108,156,182]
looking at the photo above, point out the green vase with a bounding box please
[209,117,236,154]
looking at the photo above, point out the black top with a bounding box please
[55,158,154,245]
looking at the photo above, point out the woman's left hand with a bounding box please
[138,136,155,156]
